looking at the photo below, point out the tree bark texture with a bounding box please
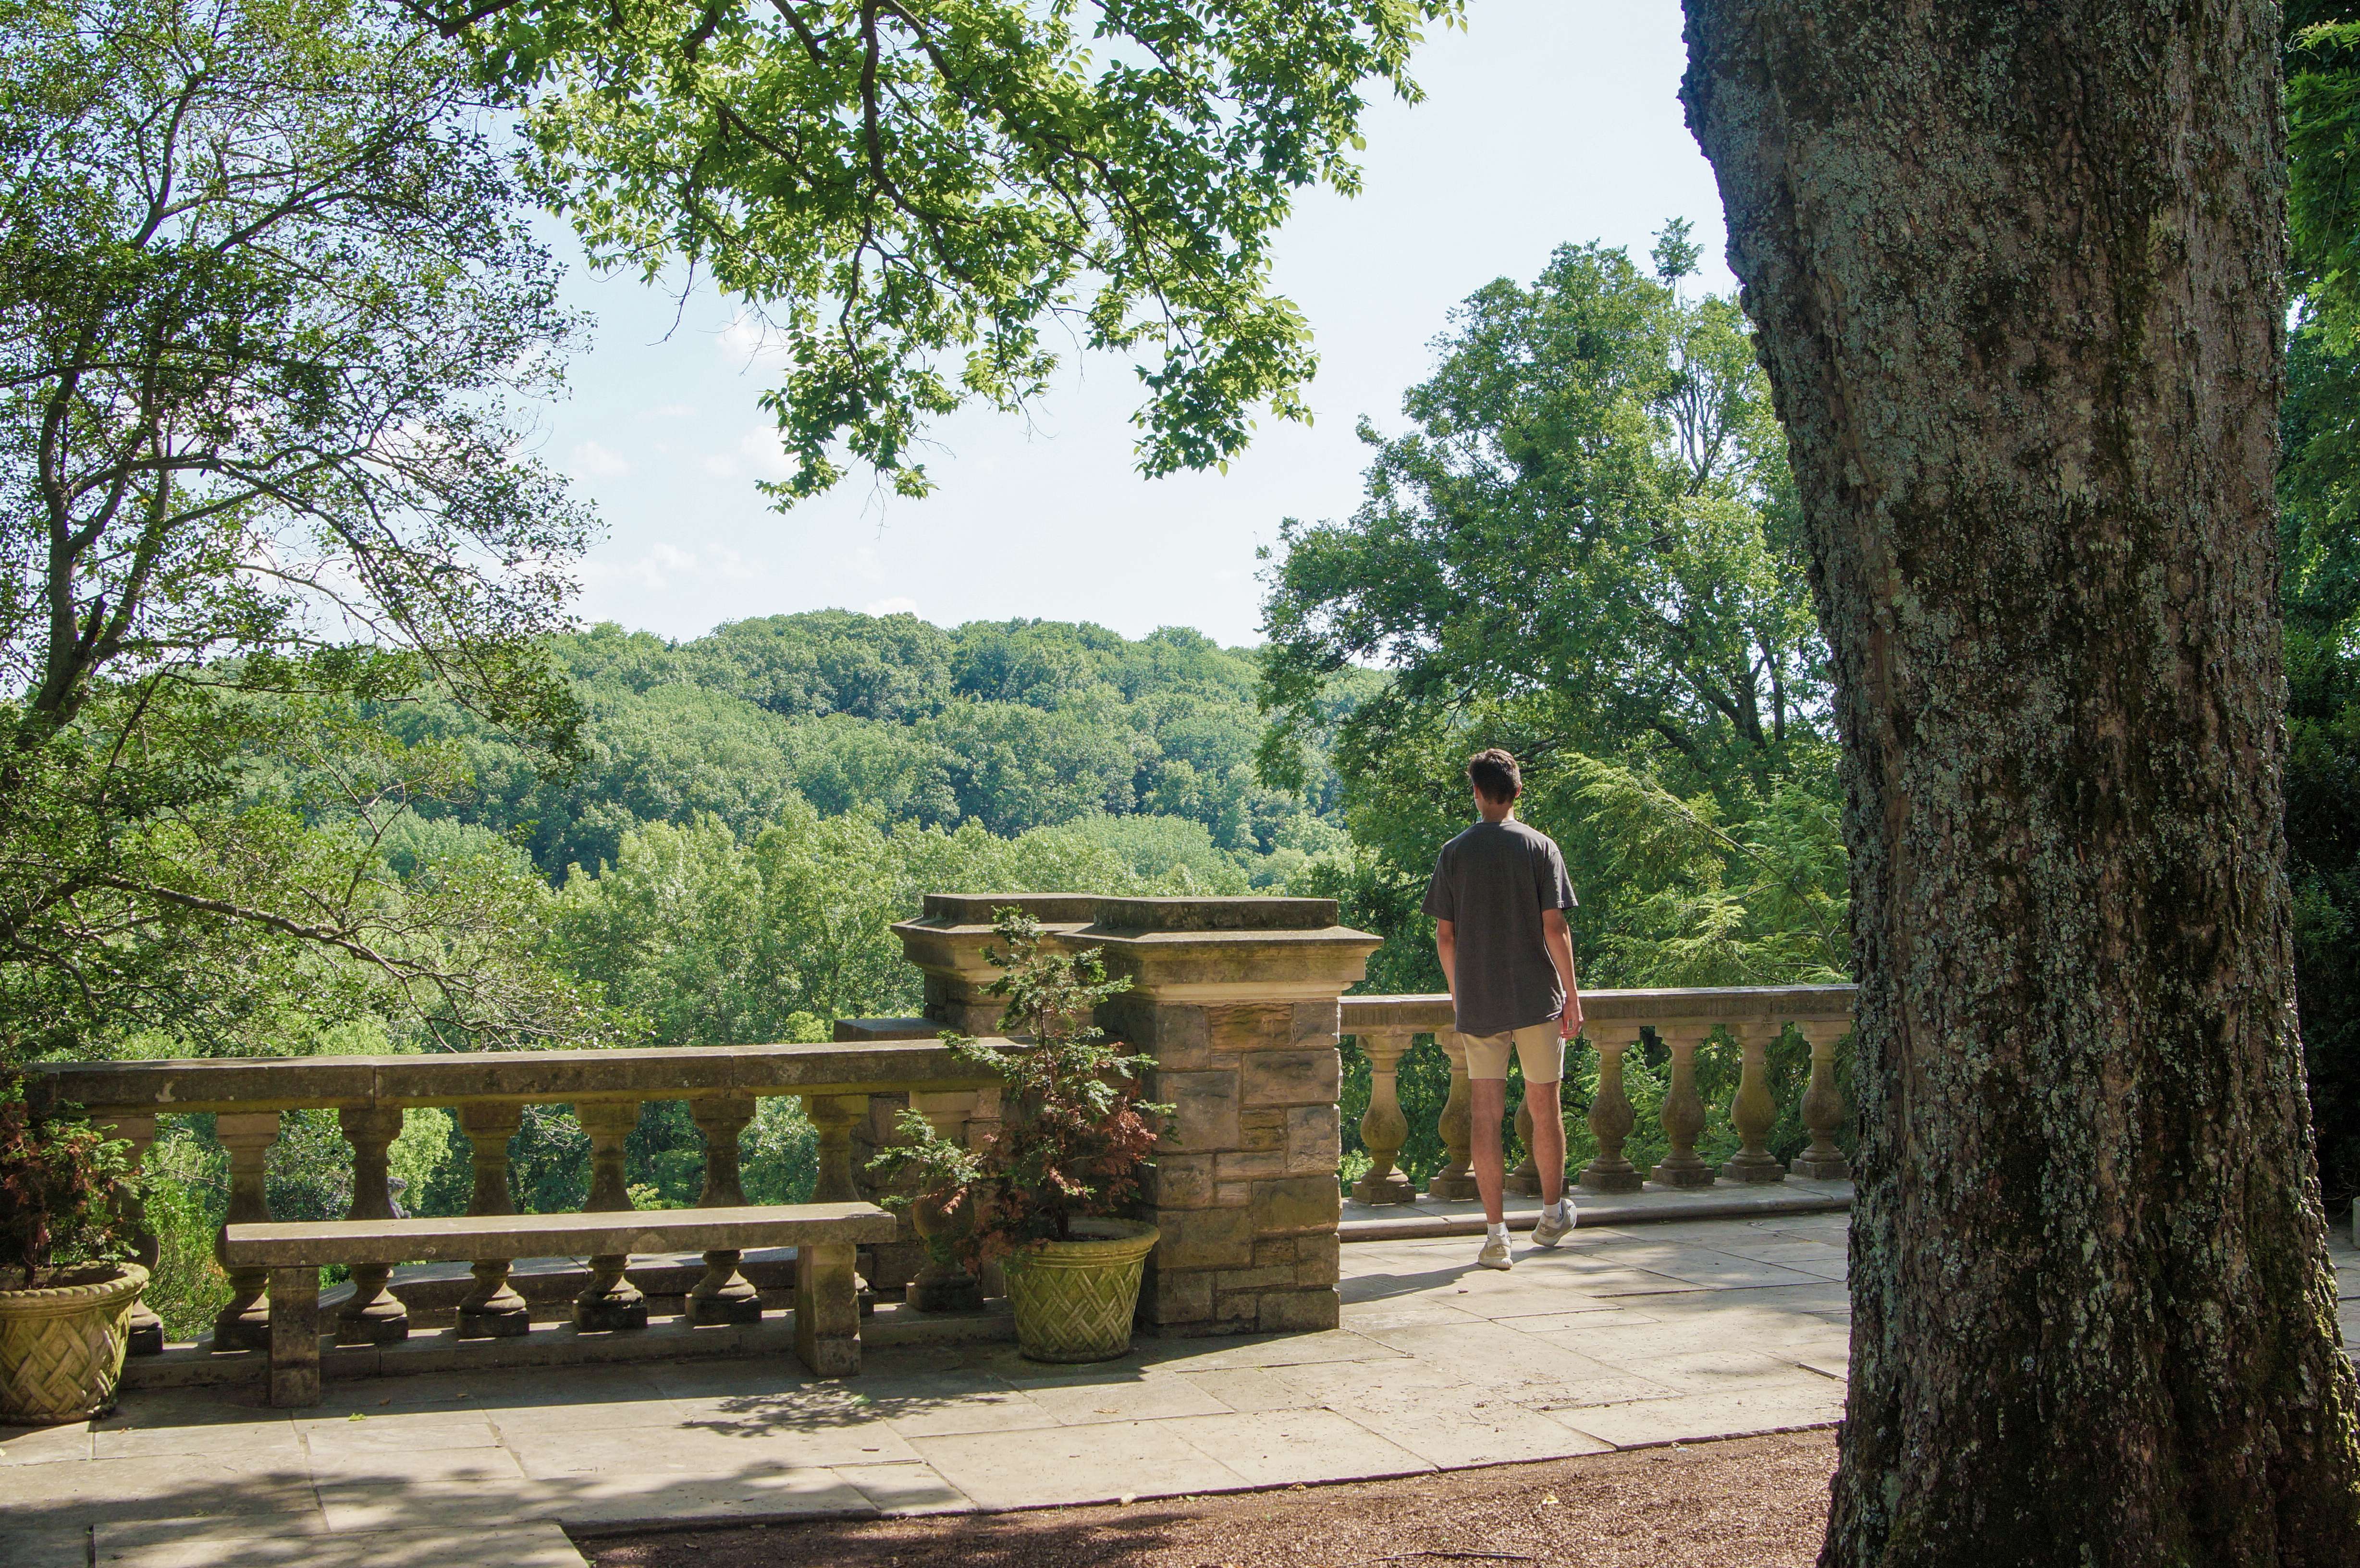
[1678,4,2360,1563]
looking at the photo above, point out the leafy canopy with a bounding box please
[1256,232,1838,990]
[427,0,1463,499]
[0,0,598,1054]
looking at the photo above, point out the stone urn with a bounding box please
[1002,1219,1158,1363]
[0,1262,149,1424]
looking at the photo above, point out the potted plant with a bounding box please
[0,1071,145,1424]
[877,910,1168,1362]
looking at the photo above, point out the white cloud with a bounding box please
[702,453,742,479]
[738,426,796,481]
[570,440,632,478]
[719,313,792,369]
[864,596,919,617]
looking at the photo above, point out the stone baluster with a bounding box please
[1504,1096,1544,1196]
[209,1112,280,1351]
[336,1106,411,1343]
[1426,1033,1479,1200]
[1648,1026,1715,1188]
[804,1093,874,1308]
[455,1102,530,1337]
[574,1100,647,1331]
[1578,1035,1643,1193]
[1716,1024,1786,1184]
[1349,1030,1417,1205]
[805,1093,870,1202]
[904,1091,983,1312]
[1789,1021,1852,1178]
[103,1113,163,1356]
[688,1095,762,1325]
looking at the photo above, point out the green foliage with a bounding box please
[0,1074,134,1285]
[450,0,1463,500]
[0,0,600,1057]
[1258,232,1842,993]
[874,911,1165,1260]
[397,613,1344,880]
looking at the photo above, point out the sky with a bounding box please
[541,0,1733,649]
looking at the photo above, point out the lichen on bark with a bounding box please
[1677,2,2360,1563]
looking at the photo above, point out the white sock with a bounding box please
[1486,1221,1509,1241]
[1542,1199,1565,1222]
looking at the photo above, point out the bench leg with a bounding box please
[268,1267,321,1408]
[793,1241,861,1378]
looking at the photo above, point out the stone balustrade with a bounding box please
[1338,985,1857,1203]
[25,892,1854,1384]
[26,1039,1006,1355]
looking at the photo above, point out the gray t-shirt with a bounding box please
[1422,819,1577,1039]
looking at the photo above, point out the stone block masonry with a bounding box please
[890,893,1378,1337]
[1080,899,1379,1337]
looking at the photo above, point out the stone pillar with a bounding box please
[1578,1035,1644,1193]
[1426,1033,1478,1201]
[455,1102,529,1338]
[100,1113,163,1355]
[688,1095,761,1325]
[904,1091,984,1312]
[1717,1024,1786,1184]
[1348,1030,1417,1205]
[336,1106,410,1343]
[573,1100,647,1331]
[211,1112,279,1351]
[1075,896,1379,1337]
[1648,1026,1715,1188]
[1790,1021,1852,1178]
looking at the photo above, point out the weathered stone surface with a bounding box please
[1256,1287,1340,1333]
[1149,1070,1241,1154]
[221,1203,898,1267]
[1216,1150,1287,1181]
[1287,1105,1341,1175]
[1293,1233,1341,1287]
[1140,1266,1212,1324]
[1144,1154,1215,1209]
[1215,1264,1296,1293]
[1241,1050,1341,1108]
[1253,1176,1343,1236]
[1293,1000,1342,1045]
[1207,1004,1291,1056]
[1151,1205,1256,1271]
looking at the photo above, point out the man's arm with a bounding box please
[1541,907,1583,1037]
[1434,918,1455,997]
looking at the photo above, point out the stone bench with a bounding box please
[222,1201,897,1406]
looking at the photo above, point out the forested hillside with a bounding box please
[391,613,1371,887]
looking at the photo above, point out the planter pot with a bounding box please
[1003,1219,1159,1363]
[0,1263,149,1425]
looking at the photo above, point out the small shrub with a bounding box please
[873,910,1168,1267]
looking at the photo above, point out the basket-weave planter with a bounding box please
[0,1263,149,1426]
[1003,1219,1158,1363]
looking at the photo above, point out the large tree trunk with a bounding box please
[1677,4,2360,1563]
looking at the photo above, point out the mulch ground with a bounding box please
[582,1430,1836,1568]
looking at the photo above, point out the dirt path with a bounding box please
[584,1430,1835,1568]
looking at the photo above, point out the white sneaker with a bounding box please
[1476,1233,1512,1270]
[1531,1202,1577,1249]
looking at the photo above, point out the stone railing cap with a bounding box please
[915,892,1103,927]
[1082,896,1340,933]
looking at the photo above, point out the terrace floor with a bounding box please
[7,1213,2357,1568]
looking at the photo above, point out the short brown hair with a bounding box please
[1466,748,1521,804]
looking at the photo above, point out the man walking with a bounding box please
[1424,748,1584,1269]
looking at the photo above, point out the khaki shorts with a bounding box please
[1461,1021,1565,1085]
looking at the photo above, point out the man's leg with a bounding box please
[1526,1079,1566,1210]
[1471,1076,1509,1225]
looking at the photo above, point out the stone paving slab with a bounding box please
[1340,1177,1852,1239]
[6,1215,2351,1559]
